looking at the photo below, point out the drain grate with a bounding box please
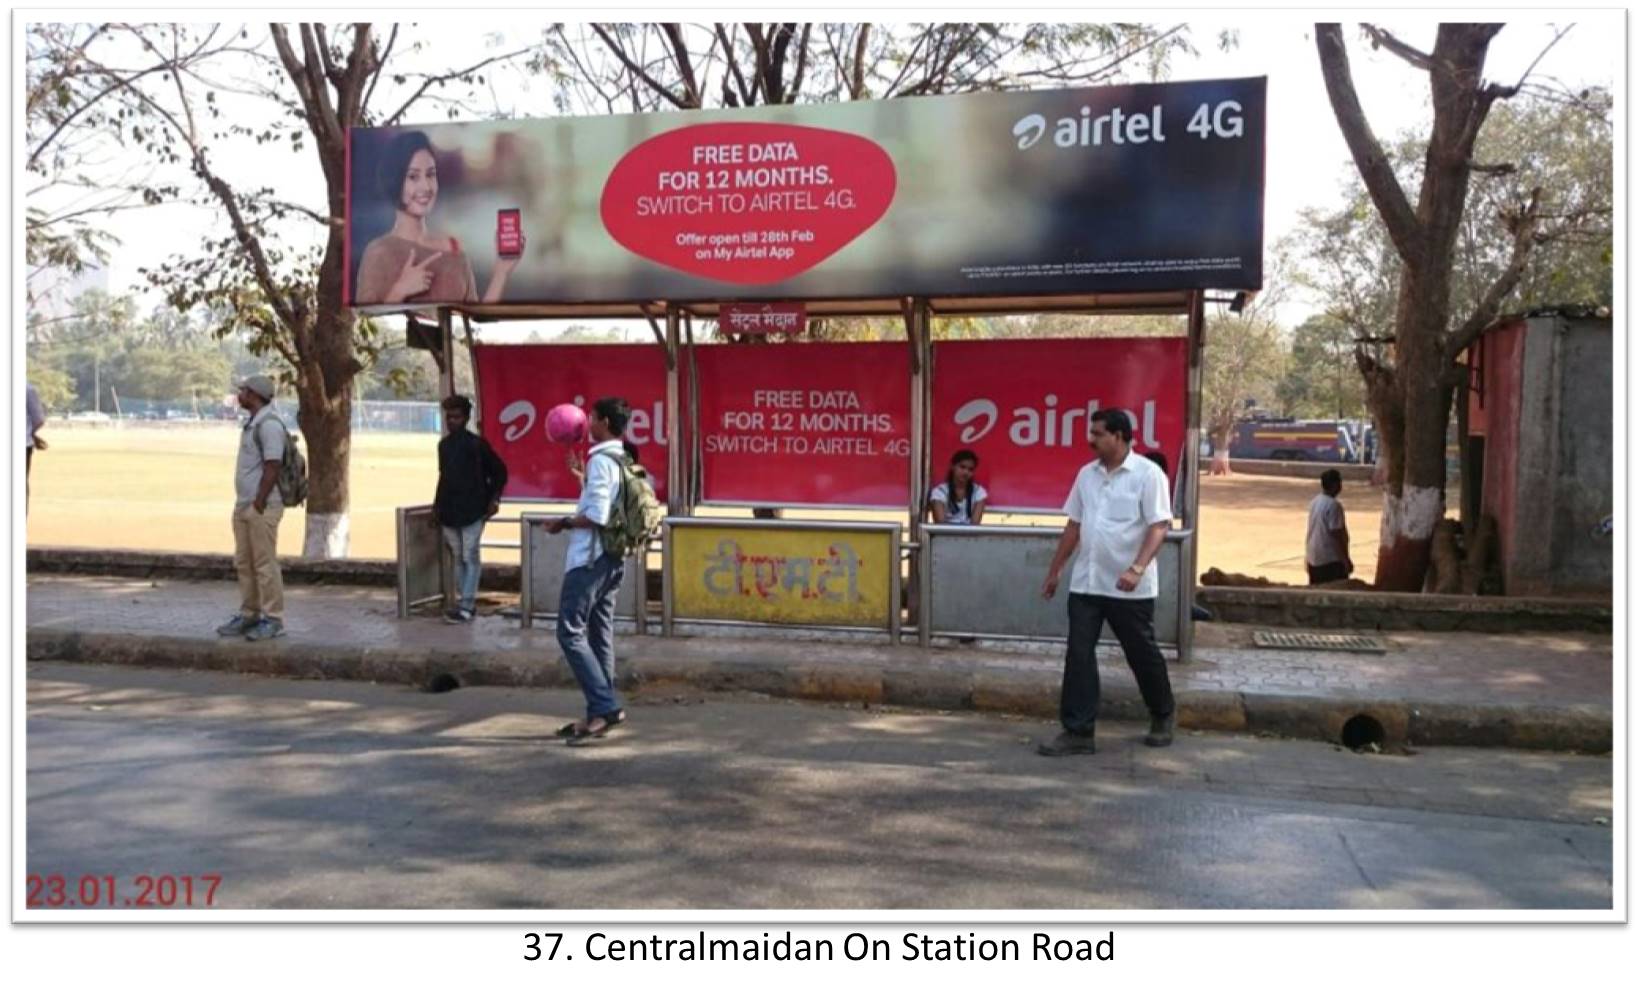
[1251,630,1389,653]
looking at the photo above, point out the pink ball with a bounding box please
[545,403,588,445]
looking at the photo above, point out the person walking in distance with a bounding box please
[434,394,509,623]
[217,374,288,641]
[1305,469,1353,585]
[25,381,47,514]
[1038,409,1176,755]
[549,398,634,744]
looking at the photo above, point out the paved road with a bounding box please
[25,662,1613,911]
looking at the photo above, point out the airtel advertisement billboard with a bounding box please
[694,342,910,507]
[472,344,671,502]
[345,77,1264,306]
[930,338,1188,511]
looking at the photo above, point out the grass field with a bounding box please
[25,424,1381,586]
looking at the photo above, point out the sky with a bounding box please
[23,12,1623,340]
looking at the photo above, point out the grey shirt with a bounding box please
[236,406,286,508]
[25,383,45,448]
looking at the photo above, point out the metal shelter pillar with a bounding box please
[1179,290,1206,666]
[905,297,931,635]
[664,304,684,516]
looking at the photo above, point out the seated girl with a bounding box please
[929,449,987,526]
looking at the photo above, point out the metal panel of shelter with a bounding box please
[518,514,645,628]
[344,77,1265,306]
[395,504,446,618]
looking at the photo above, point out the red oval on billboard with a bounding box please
[600,123,896,285]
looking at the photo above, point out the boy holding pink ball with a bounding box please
[548,397,634,744]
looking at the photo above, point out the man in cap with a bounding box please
[217,374,288,641]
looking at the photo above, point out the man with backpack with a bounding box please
[548,396,660,745]
[218,374,296,642]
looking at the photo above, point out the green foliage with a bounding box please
[1201,311,1284,445]
[27,290,242,409]
[1276,314,1368,420]
[1294,90,1614,341]
[26,363,75,411]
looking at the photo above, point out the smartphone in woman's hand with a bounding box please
[496,208,523,258]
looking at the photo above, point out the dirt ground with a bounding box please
[24,424,1379,586]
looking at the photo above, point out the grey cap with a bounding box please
[239,374,276,402]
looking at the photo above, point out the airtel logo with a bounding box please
[953,396,1160,448]
[499,401,536,442]
[1012,114,1048,150]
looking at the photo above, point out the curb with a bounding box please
[25,628,1611,753]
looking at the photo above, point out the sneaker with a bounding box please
[1036,731,1097,756]
[1144,713,1175,748]
[244,618,285,642]
[216,614,256,637]
[443,607,475,624]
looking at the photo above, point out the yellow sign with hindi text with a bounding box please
[669,523,895,629]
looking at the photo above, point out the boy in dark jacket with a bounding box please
[435,395,508,623]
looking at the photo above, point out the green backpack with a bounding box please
[257,415,309,507]
[597,451,663,560]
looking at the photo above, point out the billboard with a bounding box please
[345,77,1265,306]
[472,344,670,502]
[930,338,1188,511]
[693,342,911,507]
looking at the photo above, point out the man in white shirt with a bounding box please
[1305,469,1353,585]
[548,397,633,744]
[1039,409,1176,755]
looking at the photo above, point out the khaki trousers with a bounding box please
[232,503,285,621]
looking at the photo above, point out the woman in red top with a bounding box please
[354,131,523,305]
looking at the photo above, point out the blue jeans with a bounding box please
[557,552,627,718]
[442,521,485,612]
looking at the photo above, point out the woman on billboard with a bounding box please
[354,131,524,305]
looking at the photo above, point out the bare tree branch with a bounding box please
[1448,186,1542,358]
[591,23,691,109]
[660,22,701,107]
[1315,24,1423,263]
[1361,24,1435,71]
[381,43,533,125]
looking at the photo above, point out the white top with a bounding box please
[25,383,45,448]
[565,439,624,571]
[235,405,287,508]
[930,481,988,525]
[1306,493,1347,567]
[1062,450,1173,599]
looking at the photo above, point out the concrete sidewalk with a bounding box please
[25,574,1614,751]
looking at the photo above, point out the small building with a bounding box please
[1463,307,1612,597]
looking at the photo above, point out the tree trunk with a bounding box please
[297,378,352,558]
[1372,330,1454,591]
[297,243,359,558]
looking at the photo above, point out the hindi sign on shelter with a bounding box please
[668,522,897,630]
[346,77,1265,306]
[719,303,806,336]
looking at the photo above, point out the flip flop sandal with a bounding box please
[566,716,622,746]
[557,710,623,739]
